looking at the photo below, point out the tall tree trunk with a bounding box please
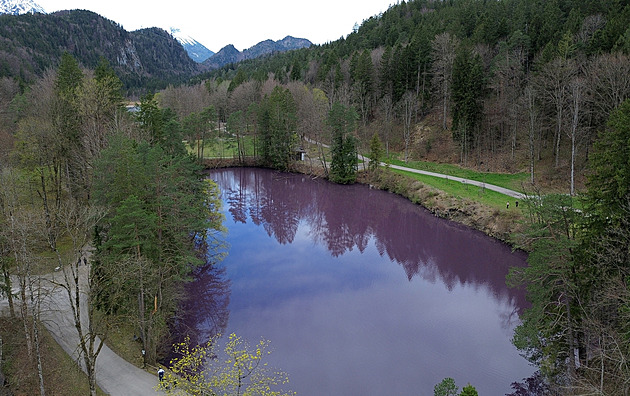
[1,263,14,317]
[555,106,562,168]
[442,79,448,130]
[11,213,33,358]
[30,280,46,396]
[526,87,538,185]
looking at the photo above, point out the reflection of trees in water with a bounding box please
[167,262,230,353]
[507,371,550,395]
[210,168,527,312]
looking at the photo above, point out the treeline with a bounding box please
[199,0,630,191]
[0,55,225,395]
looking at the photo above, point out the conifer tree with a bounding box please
[257,86,298,171]
[328,102,358,184]
[451,48,484,164]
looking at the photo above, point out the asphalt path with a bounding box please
[385,162,526,199]
[305,137,525,200]
[1,268,164,395]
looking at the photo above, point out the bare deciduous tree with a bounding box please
[523,85,540,185]
[50,199,107,396]
[534,57,576,168]
[398,91,418,163]
[0,167,48,395]
[159,83,211,119]
[431,32,459,130]
[567,76,587,196]
[587,53,630,126]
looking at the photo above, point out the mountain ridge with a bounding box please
[0,9,198,89]
[204,36,312,69]
[0,0,313,85]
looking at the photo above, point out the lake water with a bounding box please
[177,167,534,395]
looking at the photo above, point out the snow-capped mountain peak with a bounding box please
[169,27,197,47]
[169,27,214,63]
[0,0,46,15]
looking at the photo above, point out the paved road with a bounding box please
[1,269,163,395]
[385,162,526,199]
[305,137,525,200]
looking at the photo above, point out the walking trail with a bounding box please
[1,267,164,395]
[305,137,525,200]
[384,162,525,199]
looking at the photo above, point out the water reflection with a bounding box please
[168,262,230,351]
[212,167,527,315]
[185,167,533,395]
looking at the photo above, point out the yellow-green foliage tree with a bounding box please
[159,333,294,396]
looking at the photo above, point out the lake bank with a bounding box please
[204,158,525,244]
[189,167,533,395]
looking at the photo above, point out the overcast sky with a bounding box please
[36,0,395,52]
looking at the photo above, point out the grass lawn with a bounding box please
[186,135,257,159]
[387,158,530,192]
[390,167,524,212]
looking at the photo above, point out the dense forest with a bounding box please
[195,0,630,191]
[0,54,227,395]
[1,0,630,394]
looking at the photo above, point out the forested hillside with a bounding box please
[0,9,198,90]
[199,0,630,191]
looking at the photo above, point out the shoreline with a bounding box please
[203,159,525,244]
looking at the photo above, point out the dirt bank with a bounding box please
[356,170,524,243]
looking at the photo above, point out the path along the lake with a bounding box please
[306,137,525,200]
[0,267,165,395]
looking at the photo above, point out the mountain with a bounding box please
[203,36,312,69]
[0,9,198,89]
[0,0,44,15]
[170,27,214,63]
[203,44,241,69]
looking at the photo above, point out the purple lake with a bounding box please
[177,167,534,395]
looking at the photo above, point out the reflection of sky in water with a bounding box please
[204,168,533,395]
[225,220,386,311]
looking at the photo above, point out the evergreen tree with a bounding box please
[434,377,458,396]
[93,134,225,365]
[451,48,484,164]
[352,49,375,125]
[328,102,358,184]
[459,384,478,396]
[509,194,581,382]
[257,86,298,171]
[379,46,393,98]
[53,52,85,199]
[368,133,383,173]
[583,99,630,231]
[228,69,247,92]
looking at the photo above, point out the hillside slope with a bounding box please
[0,9,198,88]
